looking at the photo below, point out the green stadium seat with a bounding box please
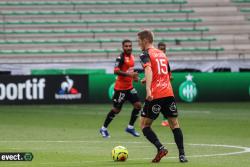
[0,0,224,60]
[0,48,224,55]
[0,37,216,45]
[231,0,250,3]
[0,18,202,25]
[0,27,209,34]
[0,9,194,15]
[0,0,187,6]
[240,8,250,12]
[31,68,106,75]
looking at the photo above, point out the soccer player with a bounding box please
[99,39,142,138]
[137,30,188,163]
[158,42,170,127]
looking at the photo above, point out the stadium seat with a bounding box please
[240,8,250,12]
[231,0,250,3]
[0,37,216,45]
[0,0,187,6]
[31,68,106,75]
[0,18,202,25]
[0,0,232,63]
[0,27,209,34]
[0,9,194,16]
[0,48,224,55]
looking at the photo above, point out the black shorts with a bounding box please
[112,88,140,109]
[141,96,178,120]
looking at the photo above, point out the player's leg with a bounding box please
[126,88,141,137]
[140,100,168,163]
[130,101,141,127]
[100,90,125,138]
[168,117,188,162]
[162,96,188,162]
[102,107,121,129]
[100,107,120,138]
[140,117,168,163]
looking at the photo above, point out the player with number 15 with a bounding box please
[137,30,188,163]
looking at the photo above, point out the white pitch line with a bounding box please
[0,141,249,166]
[0,140,146,144]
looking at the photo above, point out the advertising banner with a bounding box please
[0,75,88,104]
[172,73,250,102]
[1,73,249,104]
[89,73,250,103]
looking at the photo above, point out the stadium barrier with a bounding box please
[0,73,249,104]
[0,75,88,104]
[88,73,250,103]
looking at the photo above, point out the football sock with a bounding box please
[172,128,185,155]
[129,108,140,126]
[103,110,117,128]
[142,127,163,151]
[101,126,107,130]
[127,125,134,129]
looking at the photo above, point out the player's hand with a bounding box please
[130,72,139,82]
[170,75,174,81]
[141,78,146,84]
[146,89,153,101]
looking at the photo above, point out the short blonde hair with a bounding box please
[137,30,154,43]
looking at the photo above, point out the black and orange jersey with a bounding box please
[140,47,174,99]
[114,53,135,90]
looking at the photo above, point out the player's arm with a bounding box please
[144,66,153,101]
[140,51,153,101]
[167,62,173,80]
[141,77,146,84]
[114,56,138,81]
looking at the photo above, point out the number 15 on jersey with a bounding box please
[156,58,169,75]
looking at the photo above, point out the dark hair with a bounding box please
[158,42,166,48]
[137,30,154,43]
[122,39,132,46]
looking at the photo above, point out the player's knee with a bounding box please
[133,102,142,110]
[140,118,152,130]
[112,108,121,114]
[168,118,179,129]
[140,122,145,130]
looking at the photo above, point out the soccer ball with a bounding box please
[112,146,128,161]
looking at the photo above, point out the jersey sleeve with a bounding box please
[139,51,151,68]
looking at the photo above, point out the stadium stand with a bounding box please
[0,0,249,72]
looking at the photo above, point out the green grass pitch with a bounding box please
[0,102,250,167]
